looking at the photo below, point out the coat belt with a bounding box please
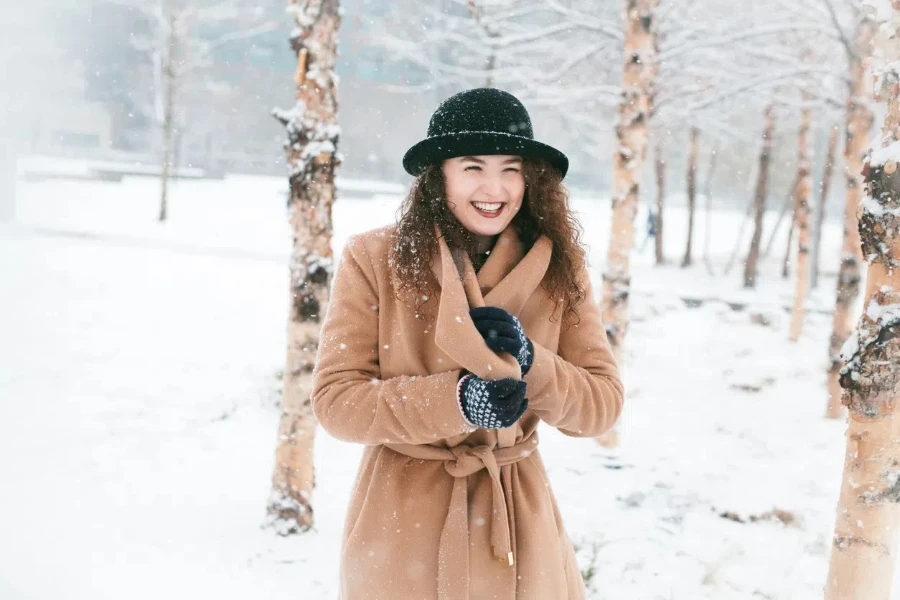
[385,432,539,600]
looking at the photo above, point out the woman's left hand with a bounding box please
[469,306,534,375]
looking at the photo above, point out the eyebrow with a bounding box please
[459,156,523,165]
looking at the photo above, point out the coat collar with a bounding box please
[430,223,553,382]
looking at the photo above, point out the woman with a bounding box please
[311,88,624,600]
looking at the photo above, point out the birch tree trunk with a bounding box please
[681,127,698,268]
[788,102,813,342]
[782,215,795,279]
[0,136,16,223]
[655,142,665,265]
[825,22,900,593]
[827,16,875,420]
[265,0,341,535]
[158,0,176,223]
[763,174,799,259]
[598,0,658,448]
[811,125,839,290]
[744,105,776,289]
[702,142,719,276]
[602,0,658,357]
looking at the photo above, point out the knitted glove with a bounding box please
[456,372,528,429]
[469,306,534,375]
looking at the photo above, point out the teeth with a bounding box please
[473,202,503,212]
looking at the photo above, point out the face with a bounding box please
[441,155,526,236]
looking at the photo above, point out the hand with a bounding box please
[469,306,534,375]
[457,373,528,429]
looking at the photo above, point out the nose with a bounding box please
[481,175,503,199]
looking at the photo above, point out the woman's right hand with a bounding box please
[456,373,528,429]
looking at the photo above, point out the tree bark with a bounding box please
[811,125,839,290]
[655,141,665,265]
[599,0,658,448]
[825,31,900,595]
[827,16,875,420]
[266,0,341,536]
[681,127,698,267]
[744,105,776,288]
[788,101,813,342]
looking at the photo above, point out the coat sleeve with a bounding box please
[311,236,476,446]
[522,268,624,437]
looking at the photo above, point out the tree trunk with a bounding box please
[467,1,497,87]
[724,194,756,276]
[702,141,719,275]
[599,0,658,448]
[825,33,900,595]
[681,127,698,267]
[811,125,839,290]
[0,138,16,223]
[781,214,795,278]
[827,17,875,420]
[788,101,813,342]
[744,105,776,288]
[158,0,177,223]
[266,0,341,536]
[655,141,665,265]
[763,174,800,259]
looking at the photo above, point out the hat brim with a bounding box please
[402,131,569,179]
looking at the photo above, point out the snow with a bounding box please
[868,140,900,168]
[0,169,892,599]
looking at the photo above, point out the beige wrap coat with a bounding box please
[311,221,624,600]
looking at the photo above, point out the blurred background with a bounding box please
[1,0,893,599]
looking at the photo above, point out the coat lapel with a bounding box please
[430,223,553,383]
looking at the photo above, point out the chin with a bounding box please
[465,219,511,236]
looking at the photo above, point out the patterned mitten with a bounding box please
[456,372,528,429]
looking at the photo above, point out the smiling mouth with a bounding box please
[471,201,506,216]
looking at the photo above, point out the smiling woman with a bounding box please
[311,87,624,600]
[442,154,525,252]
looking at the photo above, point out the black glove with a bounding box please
[469,306,534,375]
[457,373,528,429]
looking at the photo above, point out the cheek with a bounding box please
[509,180,526,206]
[446,178,477,207]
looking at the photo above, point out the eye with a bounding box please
[464,165,481,171]
[504,168,521,173]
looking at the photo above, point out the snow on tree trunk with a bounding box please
[598,0,658,449]
[744,105,776,289]
[655,142,665,265]
[825,5,900,595]
[827,15,875,420]
[681,127,698,268]
[265,0,341,536]
[789,102,813,342]
[812,125,839,290]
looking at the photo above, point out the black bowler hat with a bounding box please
[402,87,569,179]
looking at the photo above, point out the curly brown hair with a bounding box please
[387,157,588,327]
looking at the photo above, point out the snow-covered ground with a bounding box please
[0,173,876,599]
